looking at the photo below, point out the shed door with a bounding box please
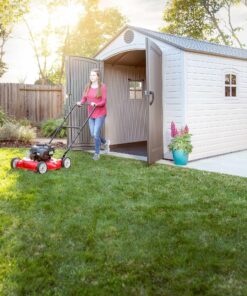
[146,38,163,164]
[66,56,103,147]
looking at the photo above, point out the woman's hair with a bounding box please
[83,68,102,98]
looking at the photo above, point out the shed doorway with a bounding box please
[66,38,163,164]
[103,50,147,157]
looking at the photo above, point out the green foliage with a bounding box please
[0,107,7,126]
[16,118,32,127]
[0,122,19,141]
[0,122,36,142]
[26,0,127,85]
[1,149,247,294]
[161,0,212,40]
[161,0,244,46]
[0,0,30,77]
[0,0,29,28]
[41,118,66,138]
[18,125,36,143]
[65,1,127,58]
[168,133,193,154]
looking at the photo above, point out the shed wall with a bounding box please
[185,52,247,160]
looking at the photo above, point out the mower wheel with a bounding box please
[11,157,20,169]
[37,161,48,174]
[62,157,71,169]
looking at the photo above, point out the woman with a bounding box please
[77,68,110,160]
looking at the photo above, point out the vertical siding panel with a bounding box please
[104,64,147,145]
[66,56,101,148]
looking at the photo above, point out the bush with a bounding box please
[18,125,36,143]
[0,122,36,143]
[0,122,19,141]
[0,107,7,126]
[17,118,32,127]
[41,118,66,138]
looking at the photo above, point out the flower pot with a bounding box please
[172,149,188,165]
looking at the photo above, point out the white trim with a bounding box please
[222,68,240,101]
[182,51,187,125]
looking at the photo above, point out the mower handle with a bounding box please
[76,102,96,107]
[48,103,96,145]
[62,105,97,158]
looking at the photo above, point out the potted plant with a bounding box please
[168,121,193,165]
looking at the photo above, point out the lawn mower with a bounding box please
[10,103,96,174]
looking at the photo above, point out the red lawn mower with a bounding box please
[10,103,95,174]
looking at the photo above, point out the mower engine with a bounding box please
[29,144,55,161]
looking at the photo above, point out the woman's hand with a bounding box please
[91,102,96,107]
[76,101,82,107]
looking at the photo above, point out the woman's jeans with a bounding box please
[88,115,106,154]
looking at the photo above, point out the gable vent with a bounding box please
[123,30,134,44]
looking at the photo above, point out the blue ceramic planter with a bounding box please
[172,149,188,165]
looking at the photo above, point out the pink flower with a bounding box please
[184,125,189,134]
[170,122,190,137]
[171,121,178,137]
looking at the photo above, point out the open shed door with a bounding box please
[66,56,103,147]
[146,38,163,164]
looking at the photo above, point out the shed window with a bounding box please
[225,74,237,97]
[128,80,144,100]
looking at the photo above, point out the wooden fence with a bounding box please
[0,83,65,123]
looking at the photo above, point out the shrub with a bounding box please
[0,122,36,143]
[17,118,32,127]
[18,125,36,143]
[0,122,20,141]
[0,107,7,126]
[41,118,66,138]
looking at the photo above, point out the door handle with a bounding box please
[144,90,155,105]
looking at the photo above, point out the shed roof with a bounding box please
[95,25,247,61]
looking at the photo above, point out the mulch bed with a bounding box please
[0,141,67,149]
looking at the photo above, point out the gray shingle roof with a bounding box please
[129,25,247,61]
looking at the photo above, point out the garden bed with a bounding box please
[0,139,67,149]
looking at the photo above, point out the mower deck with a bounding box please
[11,157,71,174]
[16,158,62,171]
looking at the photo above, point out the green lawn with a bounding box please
[0,148,247,296]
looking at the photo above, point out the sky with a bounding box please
[0,0,246,84]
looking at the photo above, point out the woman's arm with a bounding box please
[81,95,87,104]
[95,84,106,107]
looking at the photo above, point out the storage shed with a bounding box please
[66,25,247,164]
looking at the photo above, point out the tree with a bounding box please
[161,0,213,40]
[24,16,55,85]
[25,0,127,85]
[161,0,245,47]
[67,0,127,57]
[0,0,29,77]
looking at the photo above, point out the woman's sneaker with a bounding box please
[92,153,100,160]
[104,139,110,154]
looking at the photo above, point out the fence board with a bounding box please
[0,83,65,123]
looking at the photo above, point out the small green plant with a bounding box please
[41,118,66,138]
[17,118,32,127]
[18,125,36,143]
[0,107,7,126]
[168,121,193,154]
[0,122,19,141]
